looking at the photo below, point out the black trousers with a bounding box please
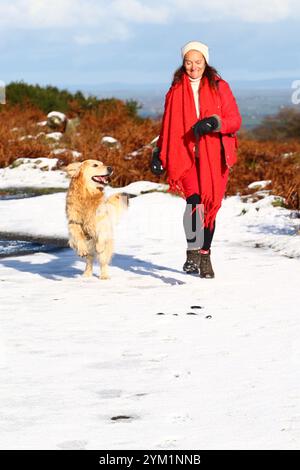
[184,193,216,251]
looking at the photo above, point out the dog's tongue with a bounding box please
[92,175,107,183]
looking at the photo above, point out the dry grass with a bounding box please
[228,138,300,209]
[0,104,51,167]
[1,103,299,209]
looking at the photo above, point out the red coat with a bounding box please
[157,74,242,228]
[215,79,242,168]
[158,77,242,169]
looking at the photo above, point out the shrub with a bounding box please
[1,93,300,211]
[252,107,300,141]
[3,81,141,120]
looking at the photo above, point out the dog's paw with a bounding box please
[99,273,110,280]
[76,242,89,257]
[77,249,88,257]
[78,250,89,258]
[82,271,93,278]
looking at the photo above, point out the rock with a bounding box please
[101,136,121,149]
[47,111,67,130]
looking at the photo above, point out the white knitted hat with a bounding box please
[181,41,209,64]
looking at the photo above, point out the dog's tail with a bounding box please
[103,193,129,226]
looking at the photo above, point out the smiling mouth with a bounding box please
[91,174,110,185]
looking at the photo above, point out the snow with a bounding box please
[47,111,66,122]
[101,136,121,148]
[248,180,272,190]
[19,132,46,140]
[0,176,300,449]
[71,150,82,159]
[13,157,59,171]
[106,180,168,196]
[19,134,34,141]
[220,195,300,258]
[51,148,68,156]
[0,164,169,193]
[102,136,119,144]
[51,149,82,159]
[17,131,63,142]
[45,132,63,141]
[150,136,159,145]
[0,159,69,189]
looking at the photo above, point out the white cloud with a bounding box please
[0,0,298,44]
[73,23,132,45]
[0,0,170,45]
[112,0,169,23]
[0,0,169,29]
[0,0,109,30]
[171,0,297,23]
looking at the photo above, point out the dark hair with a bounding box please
[172,63,221,89]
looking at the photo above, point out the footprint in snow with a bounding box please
[156,305,212,318]
[57,440,88,450]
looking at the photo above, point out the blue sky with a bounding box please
[1,0,300,88]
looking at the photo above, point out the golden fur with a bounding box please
[65,159,127,279]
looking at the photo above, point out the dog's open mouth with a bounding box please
[92,175,110,185]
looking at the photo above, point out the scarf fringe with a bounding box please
[200,193,222,230]
[167,178,186,199]
[168,177,220,230]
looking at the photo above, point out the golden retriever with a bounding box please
[65,159,128,279]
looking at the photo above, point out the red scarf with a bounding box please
[159,73,229,229]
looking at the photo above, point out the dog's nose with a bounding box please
[107,166,113,175]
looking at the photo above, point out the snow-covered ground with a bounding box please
[0,158,69,189]
[0,158,168,195]
[0,168,300,449]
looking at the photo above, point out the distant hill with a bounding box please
[230,78,296,90]
[57,79,300,129]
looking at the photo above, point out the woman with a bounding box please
[151,41,242,278]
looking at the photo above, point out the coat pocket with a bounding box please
[221,134,238,168]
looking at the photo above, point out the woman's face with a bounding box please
[184,50,206,79]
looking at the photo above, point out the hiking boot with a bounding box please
[199,250,215,278]
[183,249,200,274]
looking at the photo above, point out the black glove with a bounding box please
[150,147,164,175]
[192,116,219,138]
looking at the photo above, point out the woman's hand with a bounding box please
[150,147,164,175]
[192,115,220,138]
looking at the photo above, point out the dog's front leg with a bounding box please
[97,240,113,280]
[68,223,89,257]
[83,254,94,277]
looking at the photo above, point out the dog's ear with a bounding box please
[63,162,82,178]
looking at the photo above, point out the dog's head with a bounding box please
[65,159,113,193]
